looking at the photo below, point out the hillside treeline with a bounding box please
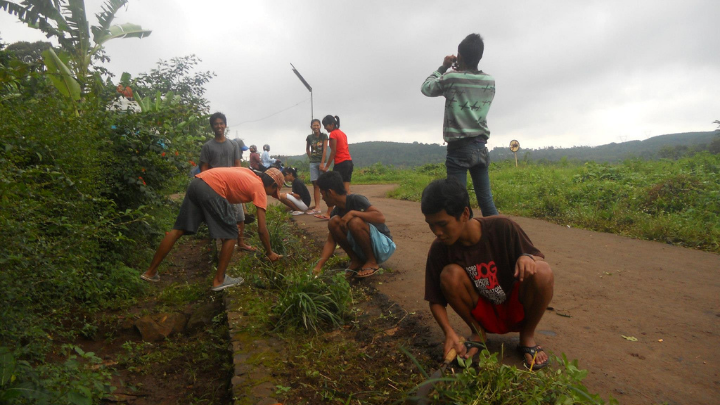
[281,131,719,168]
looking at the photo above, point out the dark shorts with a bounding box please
[471,282,525,334]
[333,160,354,182]
[173,178,238,240]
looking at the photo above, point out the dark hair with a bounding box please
[421,178,473,220]
[310,118,321,126]
[458,33,484,69]
[282,167,298,178]
[321,115,340,129]
[260,172,276,188]
[209,112,227,126]
[317,171,346,195]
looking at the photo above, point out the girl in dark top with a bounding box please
[279,167,312,215]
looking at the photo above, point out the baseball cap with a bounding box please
[265,168,284,198]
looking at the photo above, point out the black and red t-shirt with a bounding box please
[424,216,543,306]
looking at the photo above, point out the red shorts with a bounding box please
[470,282,525,334]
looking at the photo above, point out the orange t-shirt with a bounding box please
[329,129,351,164]
[195,167,267,209]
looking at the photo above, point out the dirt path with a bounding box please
[291,184,720,405]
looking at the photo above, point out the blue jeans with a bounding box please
[446,137,498,216]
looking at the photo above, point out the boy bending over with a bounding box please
[312,172,395,278]
[421,178,554,369]
[141,167,284,291]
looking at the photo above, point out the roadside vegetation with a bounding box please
[0,1,219,402]
[224,205,615,404]
[350,154,720,253]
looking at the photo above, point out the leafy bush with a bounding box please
[0,346,114,405]
[0,47,214,401]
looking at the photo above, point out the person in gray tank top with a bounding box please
[199,112,256,252]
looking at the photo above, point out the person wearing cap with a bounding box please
[141,167,285,291]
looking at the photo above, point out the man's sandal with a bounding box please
[355,267,381,278]
[517,345,550,370]
[140,273,160,282]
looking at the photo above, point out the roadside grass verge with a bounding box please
[384,153,720,253]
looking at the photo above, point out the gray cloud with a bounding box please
[2,0,718,155]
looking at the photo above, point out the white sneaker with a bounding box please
[291,211,305,216]
[211,275,244,291]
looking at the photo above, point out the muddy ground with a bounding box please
[79,238,233,405]
[292,184,720,405]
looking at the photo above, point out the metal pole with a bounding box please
[291,63,313,120]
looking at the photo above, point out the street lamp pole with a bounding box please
[291,63,313,120]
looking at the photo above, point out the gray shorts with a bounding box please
[173,178,238,240]
[309,163,321,181]
[233,203,245,223]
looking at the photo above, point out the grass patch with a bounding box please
[157,281,206,307]
[273,271,352,332]
[384,154,720,253]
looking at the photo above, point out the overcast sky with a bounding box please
[2,0,718,155]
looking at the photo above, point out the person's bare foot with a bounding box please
[236,243,257,252]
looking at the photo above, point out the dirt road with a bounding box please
[291,184,720,405]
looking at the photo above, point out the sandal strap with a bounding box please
[517,345,544,356]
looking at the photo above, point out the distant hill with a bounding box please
[490,131,717,163]
[279,131,718,168]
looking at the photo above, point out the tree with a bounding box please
[0,0,151,99]
[4,40,51,64]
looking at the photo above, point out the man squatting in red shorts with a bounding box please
[421,178,554,369]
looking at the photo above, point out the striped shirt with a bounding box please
[421,68,495,143]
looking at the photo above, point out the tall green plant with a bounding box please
[1,0,151,97]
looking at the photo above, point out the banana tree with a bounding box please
[0,0,151,96]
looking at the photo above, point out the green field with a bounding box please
[350,155,720,253]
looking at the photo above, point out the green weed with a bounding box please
[404,348,616,405]
[273,272,352,333]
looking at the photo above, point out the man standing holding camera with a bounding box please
[421,33,499,217]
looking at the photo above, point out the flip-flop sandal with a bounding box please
[140,273,160,282]
[517,345,550,370]
[314,214,330,220]
[236,244,257,252]
[343,267,360,277]
[306,209,321,215]
[355,267,381,278]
